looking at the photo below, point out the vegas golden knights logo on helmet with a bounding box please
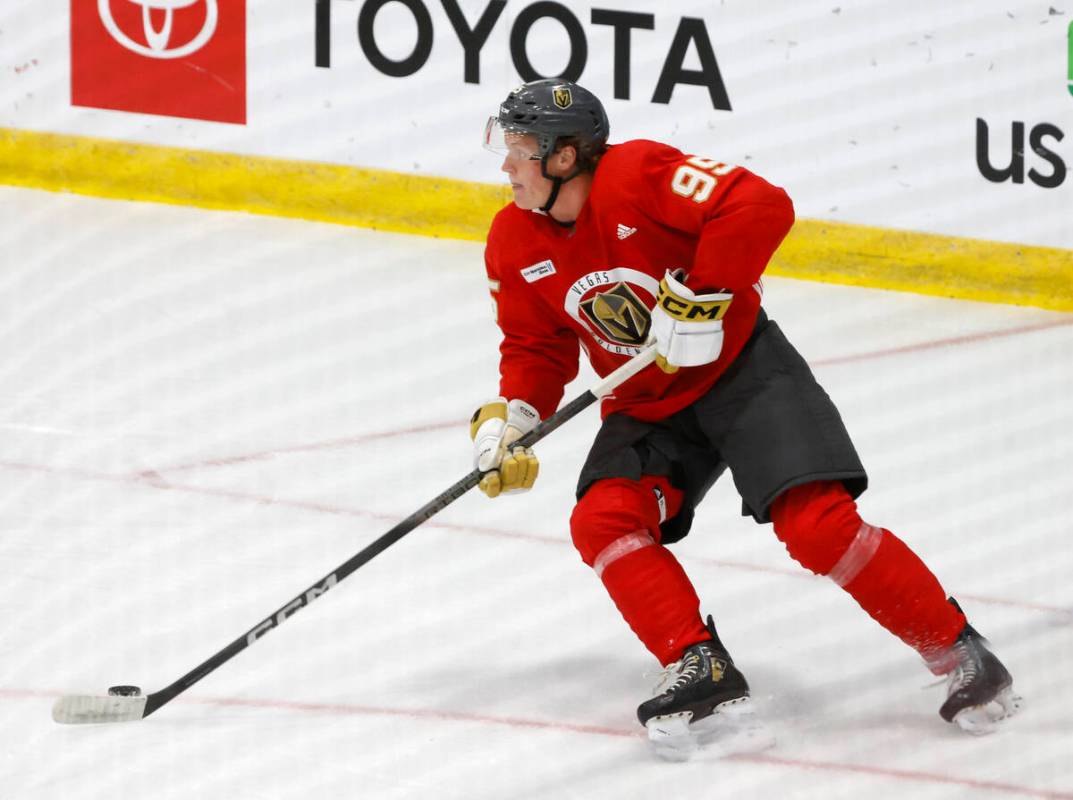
[579,283,650,346]
[552,86,573,109]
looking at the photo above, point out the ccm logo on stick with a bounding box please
[245,575,339,645]
[315,0,732,109]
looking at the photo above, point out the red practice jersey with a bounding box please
[484,139,795,422]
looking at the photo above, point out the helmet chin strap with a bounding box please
[538,153,581,222]
[539,177,564,215]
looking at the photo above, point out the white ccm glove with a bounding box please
[650,270,734,374]
[469,397,541,498]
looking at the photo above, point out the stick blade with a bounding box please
[52,693,148,724]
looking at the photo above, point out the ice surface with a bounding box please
[1,186,1071,799]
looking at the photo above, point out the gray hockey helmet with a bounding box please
[484,79,609,163]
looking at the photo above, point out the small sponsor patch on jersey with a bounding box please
[521,260,556,282]
[616,223,637,240]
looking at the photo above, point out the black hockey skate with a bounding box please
[937,601,1022,735]
[637,617,767,760]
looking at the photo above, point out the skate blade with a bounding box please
[645,697,773,762]
[953,687,1023,735]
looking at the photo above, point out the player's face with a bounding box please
[499,133,550,210]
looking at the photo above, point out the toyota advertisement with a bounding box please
[0,1,1069,249]
[71,0,246,123]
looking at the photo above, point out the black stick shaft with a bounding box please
[142,389,599,717]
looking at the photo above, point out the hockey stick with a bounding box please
[52,344,658,724]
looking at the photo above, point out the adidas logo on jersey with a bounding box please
[616,223,637,240]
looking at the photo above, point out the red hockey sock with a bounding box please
[772,481,966,665]
[841,533,966,669]
[599,543,710,666]
[571,477,709,665]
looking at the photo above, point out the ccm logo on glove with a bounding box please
[651,270,733,373]
[469,397,541,498]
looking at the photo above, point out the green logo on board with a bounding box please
[1067,21,1073,97]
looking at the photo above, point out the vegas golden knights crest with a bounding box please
[552,86,573,109]
[579,283,650,346]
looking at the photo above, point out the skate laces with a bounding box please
[947,639,981,692]
[649,648,707,696]
[922,638,978,693]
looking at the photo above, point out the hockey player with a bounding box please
[471,78,1020,753]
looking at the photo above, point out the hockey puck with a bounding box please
[107,685,142,697]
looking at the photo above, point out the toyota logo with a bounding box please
[97,0,218,59]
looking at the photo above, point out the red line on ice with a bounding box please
[813,317,1073,368]
[130,318,1073,478]
[0,457,1069,621]
[7,688,1069,799]
[730,751,1073,800]
[135,419,460,476]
